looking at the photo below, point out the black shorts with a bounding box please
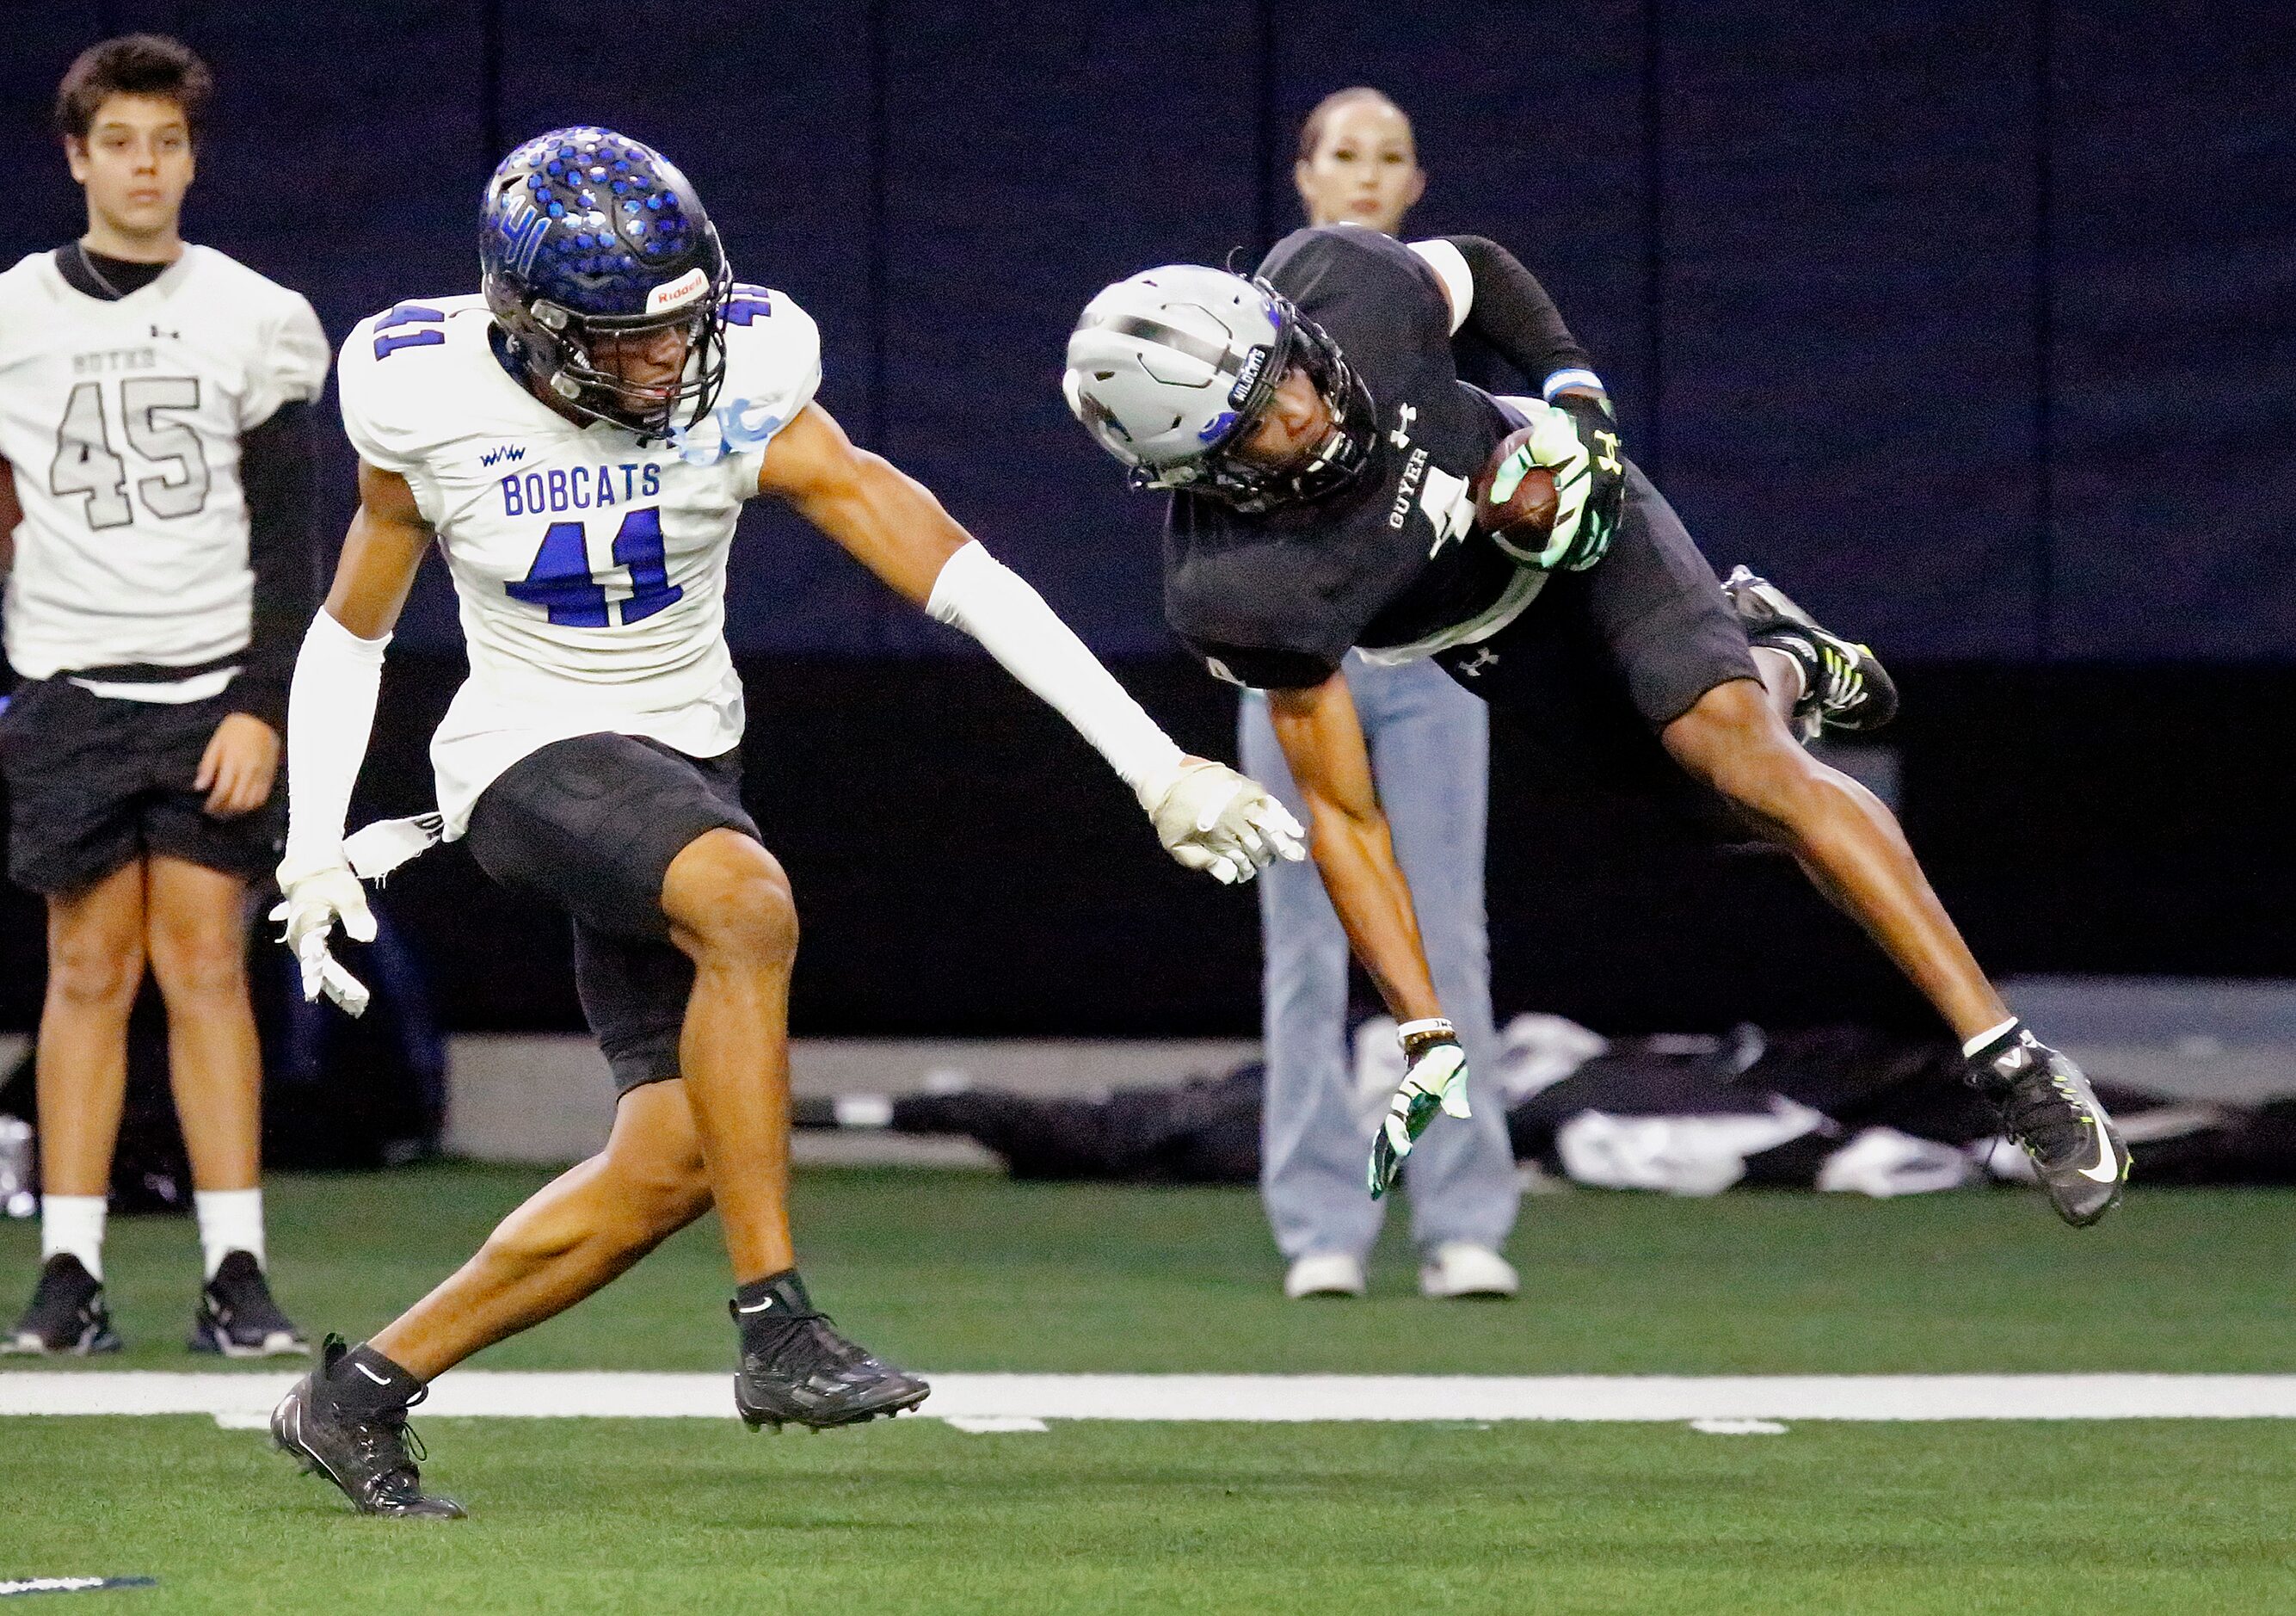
[0,676,282,896]
[463,732,761,1096]
[1436,460,1760,737]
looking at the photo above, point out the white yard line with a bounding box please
[7,1371,2296,1422]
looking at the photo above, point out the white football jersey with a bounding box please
[0,246,328,681]
[335,285,820,835]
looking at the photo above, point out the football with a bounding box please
[1471,426,1557,548]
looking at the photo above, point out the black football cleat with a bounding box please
[1,1254,121,1356]
[271,1335,465,1519]
[1967,1023,2130,1228]
[732,1294,930,1433]
[190,1250,311,1358]
[1721,564,1899,742]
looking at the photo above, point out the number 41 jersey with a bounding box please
[337,286,820,836]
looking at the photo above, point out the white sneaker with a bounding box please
[1283,1252,1367,1298]
[1418,1243,1519,1299]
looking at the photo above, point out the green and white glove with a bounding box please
[1487,394,1623,573]
[1367,1017,1474,1199]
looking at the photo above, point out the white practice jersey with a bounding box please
[336,285,820,835]
[0,246,328,680]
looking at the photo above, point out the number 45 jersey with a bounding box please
[337,285,819,836]
[0,246,328,682]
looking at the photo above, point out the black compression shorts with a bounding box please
[0,676,283,896]
[463,732,760,1096]
[1435,460,1760,733]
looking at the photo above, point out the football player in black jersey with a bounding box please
[1065,227,2128,1229]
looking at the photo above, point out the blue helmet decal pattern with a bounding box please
[483,126,709,318]
[479,125,734,436]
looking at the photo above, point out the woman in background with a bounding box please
[1241,89,1521,1301]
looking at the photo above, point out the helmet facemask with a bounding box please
[492,254,732,440]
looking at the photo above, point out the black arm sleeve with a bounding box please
[1443,236,1597,391]
[228,398,319,731]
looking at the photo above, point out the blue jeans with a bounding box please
[1240,656,1520,1261]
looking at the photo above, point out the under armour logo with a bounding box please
[1455,647,1499,677]
[1388,404,1418,448]
[150,324,179,341]
[1594,429,1622,474]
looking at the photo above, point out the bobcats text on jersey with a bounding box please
[335,285,820,836]
[499,461,663,517]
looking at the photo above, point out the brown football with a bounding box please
[1471,426,1558,546]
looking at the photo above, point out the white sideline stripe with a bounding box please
[11,1372,2296,1422]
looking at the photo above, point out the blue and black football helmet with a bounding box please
[480,126,733,437]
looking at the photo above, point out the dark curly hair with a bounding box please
[54,34,213,145]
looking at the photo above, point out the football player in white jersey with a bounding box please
[0,37,325,1359]
[268,126,1302,1518]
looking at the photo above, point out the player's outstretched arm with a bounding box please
[270,461,434,1015]
[756,402,1303,884]
[1265,672,1442,1021]
[1265,672,1471,1196]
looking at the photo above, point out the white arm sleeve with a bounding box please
[1407,238,1474,335]
[926,541,1185,799]
[278,611,391,884]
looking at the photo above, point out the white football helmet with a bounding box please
[1064,265,1375,512]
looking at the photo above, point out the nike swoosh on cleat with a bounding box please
[736,1299,775,1314]
[2079,1128,2122,1184]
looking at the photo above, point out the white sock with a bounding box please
[1962,1016,2022,1059]
[40,1194,107,1281]
[194,1188,266,1280]
[1752,643,1808,705]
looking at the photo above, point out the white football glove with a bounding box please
[1368,1018,1474,1199]
[268,864,376,1017]
[1138,758,1307,885]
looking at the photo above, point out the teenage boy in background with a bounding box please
[0,35,325,1355]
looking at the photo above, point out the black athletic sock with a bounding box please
[730,1268,815,1354]
[319,1341,422,1419]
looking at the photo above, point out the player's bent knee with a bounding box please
[631,1161,713,1233]
[1664,682,1809,799]
[663,830,798,966]
[594,1144,711,1239]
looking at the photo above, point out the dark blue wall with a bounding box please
[9,3,2293,660]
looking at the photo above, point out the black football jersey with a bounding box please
[1162,226,1529,689]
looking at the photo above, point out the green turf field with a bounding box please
[3,1167,2292,1612]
